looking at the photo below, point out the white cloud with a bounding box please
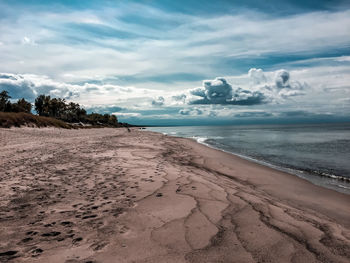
[248,68,267,84]
[1,64,349,119]
[188,77,267,105]
[174,69,308,106]
[113,112,141,117]
[335,56,350,62]
[0,5,349,84]
[22,36,36,45]
[0,73,161,107]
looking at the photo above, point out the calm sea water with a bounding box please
[147,123,350,194]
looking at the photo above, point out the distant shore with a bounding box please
[0,127,349,262]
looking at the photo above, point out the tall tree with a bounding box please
[35,95,45,116]
[35,95,51,116]
[0,90,11,112]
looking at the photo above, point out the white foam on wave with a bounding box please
[337,184,350,190]
[192,136,209,144]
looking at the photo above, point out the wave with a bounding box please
[192,136,209,144]
[337,184,350,190]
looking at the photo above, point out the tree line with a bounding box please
[0,90,119,126]
[0,91,32,113]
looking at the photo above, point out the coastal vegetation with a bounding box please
[0,90,123,128]
[0,112,73,129]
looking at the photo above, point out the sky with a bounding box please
[0,0,350,125]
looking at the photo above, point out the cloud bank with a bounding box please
[0,72,159,107]
[173,68,308,107]
[1,65,349,124]
[189,77,267,105]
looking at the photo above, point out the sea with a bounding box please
[147,123,350,195]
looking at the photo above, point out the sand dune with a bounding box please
[0,128,349,263]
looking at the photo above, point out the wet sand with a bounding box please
[0,127,349,263]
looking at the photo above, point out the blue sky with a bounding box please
[0,0,350,125]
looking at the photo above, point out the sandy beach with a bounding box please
[0,127,349,263]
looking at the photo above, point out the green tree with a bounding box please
[35,95,51,116]
[35,95,45,116]
[49,98,60,118]
[108,114,118,125]
[11,98,32,113]
[0,90,11,112]
[33,93,119,126]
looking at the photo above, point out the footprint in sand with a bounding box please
[31,248,43,257]
[82,214,97,220]
[26,231,38,236]
[91,241,108,251]
[20,237,33,243]
[0,250,19,260]
[61,221,73,227]
[72,237,83,245]
[41,231,61,237]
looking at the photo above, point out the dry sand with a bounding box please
[0,127,349,263]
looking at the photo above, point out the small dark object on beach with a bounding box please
[156,193,163,197]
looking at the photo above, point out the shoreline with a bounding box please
[0,127,349,262]
[149,128,350,195]
[190,135,350,194]
[169,134,350,226]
